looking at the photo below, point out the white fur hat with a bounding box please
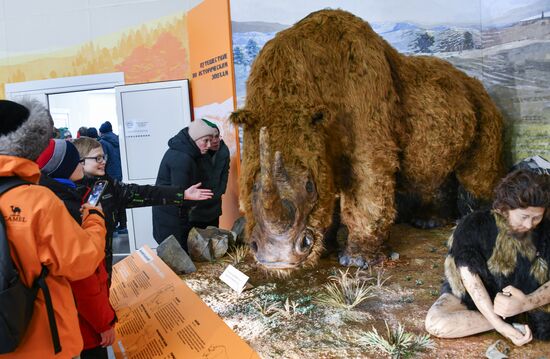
[0,98,53,161]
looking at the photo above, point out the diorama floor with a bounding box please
[184,224,550,358]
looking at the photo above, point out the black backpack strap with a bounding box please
[0,177,29,195]
[34,266,61,354]
[0,177,30,288]
[0,177,61,354]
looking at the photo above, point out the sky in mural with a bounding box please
[231,0,546,26]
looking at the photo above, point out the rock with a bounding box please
[390,252,400,261]
[187,227,230,261]
[156,235,196,274]
[485,340,509,359]
[231,216,246,244]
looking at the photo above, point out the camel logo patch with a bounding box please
[6,205,26,222]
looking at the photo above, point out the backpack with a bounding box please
[0,177,61,354]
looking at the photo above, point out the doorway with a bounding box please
[48,88,118,139]
[5,73,130,262]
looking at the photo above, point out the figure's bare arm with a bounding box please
[459,267,533,346]
[494,281,550,318]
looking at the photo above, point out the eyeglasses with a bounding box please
[81,155,108,163]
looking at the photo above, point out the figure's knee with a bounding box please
[425,295,460,338]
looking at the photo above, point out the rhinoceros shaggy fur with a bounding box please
[231,9,503,272]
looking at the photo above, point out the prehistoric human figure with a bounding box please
[425,169,550,346]
[231,9,504,272]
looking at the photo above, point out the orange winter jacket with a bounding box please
[0,156,106,359]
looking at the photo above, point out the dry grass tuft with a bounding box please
[369,266,392,288]
[252,298,281,318]
[360,321,434,359]
[224,244,249,265]
[275,297,300,318]
[315,268,376,310]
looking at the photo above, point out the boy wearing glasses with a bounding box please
[37,139,115,359]
[72,137,213,279]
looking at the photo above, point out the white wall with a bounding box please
[48,88,119,137]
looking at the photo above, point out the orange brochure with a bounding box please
[110,246,259,359]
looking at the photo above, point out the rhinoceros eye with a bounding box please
[297,230,314,254]
[305,180,314,193]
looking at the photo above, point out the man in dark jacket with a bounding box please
[153,119,217,250]
[189,120,230,228]
[99,121,122,181]
[99,121,125,232]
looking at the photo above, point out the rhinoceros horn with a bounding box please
[259,127,294,230]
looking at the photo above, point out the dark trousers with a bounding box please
[189,218,220,229]
[116,207,127,229]
[81,346,108,359]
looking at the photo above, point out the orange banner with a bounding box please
[188,0,234,108]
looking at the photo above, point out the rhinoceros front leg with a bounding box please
[338,169,396,268]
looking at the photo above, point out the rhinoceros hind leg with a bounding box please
[403,174,459,229]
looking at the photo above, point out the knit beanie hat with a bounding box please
[86,127,99,139]
[202,118,220,133]
[99,121,113,134]
[188,119,217,141]
[36,139,81,179]
[0,99,53,161]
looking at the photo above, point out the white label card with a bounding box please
[219,265,249,294]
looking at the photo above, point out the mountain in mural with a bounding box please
[484,0,550,27]
[232,13,550,162]
[231,21,288,33]
[231,20,482,103]
[232,20,481,55]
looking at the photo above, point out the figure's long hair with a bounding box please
[493,169,549,212]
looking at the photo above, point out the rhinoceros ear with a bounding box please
[311,111,324,125]
[310,106,330,126]
[230,109,253,126]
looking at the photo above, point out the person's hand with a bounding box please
[494,321,532,346]
[184,182,213,200]
[494,285,528,318]
[100,327,116,347]
[81,202,103,212]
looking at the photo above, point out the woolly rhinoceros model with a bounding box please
[231,9,503,273]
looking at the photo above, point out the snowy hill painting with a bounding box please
[230,0,550,164]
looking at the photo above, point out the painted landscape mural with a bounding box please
[231,0,550,165]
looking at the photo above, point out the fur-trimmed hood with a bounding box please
[0,98,53,161]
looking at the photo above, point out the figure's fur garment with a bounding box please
[444,210,550,340]
[232,9,504,267]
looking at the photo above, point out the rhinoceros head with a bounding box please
[247,127,324,272]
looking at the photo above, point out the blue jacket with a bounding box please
[100,132,122,181]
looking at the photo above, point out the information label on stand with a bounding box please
[111,246,258,359]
